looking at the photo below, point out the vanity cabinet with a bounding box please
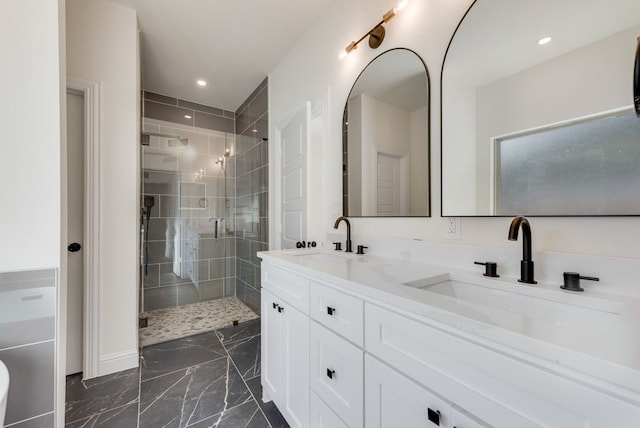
[261,268,310,428]
[260,259,640,427]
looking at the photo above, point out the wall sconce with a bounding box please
[339,0,409,59]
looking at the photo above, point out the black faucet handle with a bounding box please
[356,245,368,255]
[333,242,342,251]
[474,261,500,277]
[561,272,599,292]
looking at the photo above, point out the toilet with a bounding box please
[0,360,8,425]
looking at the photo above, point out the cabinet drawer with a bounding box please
[365,354,451,428]
[365,303,640,427]
[310,391,349,428]
[310,321,363,428]
[451,406,490,428]
[310,282,363,346]
[262,263,310,313]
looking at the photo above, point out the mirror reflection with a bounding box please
[343,48,430,217]
[441,0,640,216]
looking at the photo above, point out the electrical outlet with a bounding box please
[445,217,461,240]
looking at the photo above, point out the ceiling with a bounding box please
[110,0,335,111]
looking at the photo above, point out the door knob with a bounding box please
[68,242,82,252]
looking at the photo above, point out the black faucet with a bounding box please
[333,216,353,253]
[508,216,537,284]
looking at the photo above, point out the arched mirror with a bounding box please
[442,0,640,216]
[343,48,430,217]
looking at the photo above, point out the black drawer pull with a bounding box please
[277,305,284,313]
[326,368,335,379]
[427,408,441,426]
[327,306,336,316]
[272,302,278,310]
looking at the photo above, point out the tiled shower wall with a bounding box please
[234,78,269,315]
[0,269,57,426]
[141,92,237,312]
[141,84,269,316]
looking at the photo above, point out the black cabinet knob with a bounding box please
[326,368,335,379]
[327,307,336,316]
[68,242,82,252]
[277,305,284,313]
[427,408,441,426]
[272,302,278,310]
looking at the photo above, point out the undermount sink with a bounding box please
[404,273,623,324]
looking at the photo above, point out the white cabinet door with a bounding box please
[310,391,349,428]
[451,406,489,428]
[281,299,310,428]
[261,288,310,428]
[365,354,452,428]
[261,289,282,403]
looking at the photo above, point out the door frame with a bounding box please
[67,76,102,379]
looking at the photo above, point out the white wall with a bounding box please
[410,105,428,215]
[269,0,640,260]
[67,0,139,373]
[0,0,63,271]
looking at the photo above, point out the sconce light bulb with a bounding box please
[338,49,348,59]
[225,148,230,153]
[218,157,223,162]
[397,0,409,11]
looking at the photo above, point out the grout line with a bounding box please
[218,328,273,428]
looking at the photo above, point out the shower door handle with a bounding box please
[68,242,82,252]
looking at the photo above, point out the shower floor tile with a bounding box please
[139,296,258,347]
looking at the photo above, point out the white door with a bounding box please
[66,91,84,375]
[280,105,308,249]
[376,153,401,216]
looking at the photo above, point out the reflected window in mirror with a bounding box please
[343,48,431,217]
[441,0,640,216]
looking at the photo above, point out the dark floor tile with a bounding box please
[65,401,139,427]
[246,377,289,428]
[187,399,269,427]
[65,367,140,423]
[226,334,260,380]
[139,357,252,428]
[215,318,260,344]
[141,331,227,380]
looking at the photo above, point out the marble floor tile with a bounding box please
[141,331,227,381]
[65,367,140,424]
[187,399,270,427]
[225,334,260,380]
[139,356,252,428]
[246,377,290,428]
[65,402,139,427]
[215,318,260,345]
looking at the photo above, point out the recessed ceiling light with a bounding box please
[537,36,552,45]
[184,115,192,119]
[196,79,207,87]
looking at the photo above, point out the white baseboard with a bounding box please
[97,349,139,377]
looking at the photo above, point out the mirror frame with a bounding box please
[343,47,432,218]
[440,0,640,218]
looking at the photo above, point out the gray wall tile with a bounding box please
[144,100,194,126]
[143,91,177,105]
[1,341,55,425]
[194,112,234,133]
[177,99,223,116]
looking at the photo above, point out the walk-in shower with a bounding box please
[138,122,257,346]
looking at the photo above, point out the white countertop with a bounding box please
[258,249,640,401]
